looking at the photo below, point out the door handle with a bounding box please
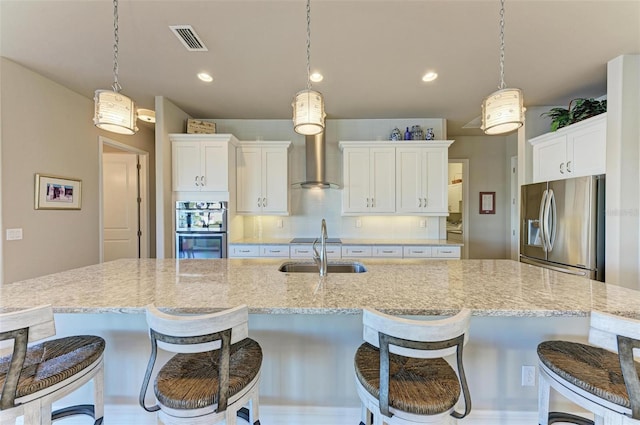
[559,163,565,174]
[371,198,375,208]
[194,176,200,186]
[566,161,572,173]
[423,198,427,207]
[366,198,370,208]
[418,198,422,208]
[201,175,205,186]
[263,197,267,207]
[539,189,548,252]
[257,197,262,208]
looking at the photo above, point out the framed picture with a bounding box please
[479,191,495,214]
[35,174,82,210]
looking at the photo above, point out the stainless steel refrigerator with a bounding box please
[520,175,605,281]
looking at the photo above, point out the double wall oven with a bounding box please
[175,201,227,258]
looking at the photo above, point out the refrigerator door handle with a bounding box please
[547,189,557,252]
[539,189,548,252]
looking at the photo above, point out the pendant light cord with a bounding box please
[498,0,506,90]
[306,0,312,90]
[112,0,122,93]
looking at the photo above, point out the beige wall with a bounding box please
[1,58,155,283]
[449,135,514,259]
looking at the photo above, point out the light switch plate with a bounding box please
[6,228,23,241]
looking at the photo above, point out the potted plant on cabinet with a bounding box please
[541,98,607,132]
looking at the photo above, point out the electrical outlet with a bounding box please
[355,219,362,228]
[276,219,283,228]
[521,365,536,386]
[6,228,23,241]
[419,220,426,228]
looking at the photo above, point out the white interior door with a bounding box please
[103,153,139,261]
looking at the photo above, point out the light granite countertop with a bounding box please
[230,238,463,246]
[1,259,639,318]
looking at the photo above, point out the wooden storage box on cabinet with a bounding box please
[170,133,238,192]
[530,114,606,183]
[236,141,291,215]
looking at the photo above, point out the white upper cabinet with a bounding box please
[340,141,453,216]
[170,133,238,192]
[236,141,291,215]
[530,113,606,182]
[341,146,396,214]
[396,144,449,214]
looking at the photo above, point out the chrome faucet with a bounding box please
[313,219,328,276]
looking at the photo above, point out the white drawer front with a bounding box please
[260,245,290,257]
[403,246,434,258]
[433,246,461,258]
[291,245,342,259]
[342,246,372,257]
[229,245,260,257]
[372,246,403,257]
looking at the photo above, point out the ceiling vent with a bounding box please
[169,25,208,51]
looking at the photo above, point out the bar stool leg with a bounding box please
[94,363,105,422]
[538,373,551,425]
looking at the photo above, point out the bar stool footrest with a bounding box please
[548,411,594,425]
[52,404,103,425]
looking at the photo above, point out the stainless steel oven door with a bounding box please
[176,233,227,259]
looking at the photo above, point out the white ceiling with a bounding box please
[2,0,639,136]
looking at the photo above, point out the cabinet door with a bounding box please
[236,147,263,213]
[261,148,289,214]
[342,149,371,213]
[567,120,606,178]
[395,148,423,213]
[369,148,396,213]
[422,149,447,213]
[172,141,201,191]
[201,142,229,191]
[532,135,567,182]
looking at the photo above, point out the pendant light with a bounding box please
[481,0,524,135]
[292,0,326,136]
[94,0,138,135]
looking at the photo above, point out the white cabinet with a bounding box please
[433,246,461,258]
[402,246,434,258]
[396,144,449,214]
[290,245,342,259]
[372,246,403,258]
[236,141,291,215]
[447,183,462,213]
[342,246,373,258]
[530,114,606,182]
[170,134,238,192]
[228,245,260,258]
[260,245,290,257]
[341,146,396,214]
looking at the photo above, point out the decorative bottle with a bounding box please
[404,127,411,140]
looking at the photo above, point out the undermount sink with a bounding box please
[278,261,367,274]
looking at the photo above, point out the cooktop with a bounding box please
[290,237,342,244]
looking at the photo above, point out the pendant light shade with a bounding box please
[293,89,325,136]
[93,0,138,135]
[481,87,524,135]
[94,90,138,135]
[292,0,325,135]
[481,0,524,135]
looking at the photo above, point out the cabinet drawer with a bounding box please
[433,246,461,258]
[403,246,434,258]
[342,246,372,257]
[260,245,290,257]
[229,245,260,257]
[290,245,341,259]
[372,246,403,257]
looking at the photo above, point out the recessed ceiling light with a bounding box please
[422,71,438,82]
[310,72,324,83]
[198,72,213,82]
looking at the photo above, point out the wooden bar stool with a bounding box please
[0,305,105,425]
[354,308,472,425]
[139,304,262,425]
[538,310,640,425]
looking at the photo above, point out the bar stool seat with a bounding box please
[0,305,105,425]
[537,311,640,425]
[355,342,461,416]
[155,338,262,411]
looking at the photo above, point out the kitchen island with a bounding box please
[2,258,637,419]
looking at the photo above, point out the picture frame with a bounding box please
[479,191,495,214]
[35,174,82,210]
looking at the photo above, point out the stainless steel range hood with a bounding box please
[295,132,339,189]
